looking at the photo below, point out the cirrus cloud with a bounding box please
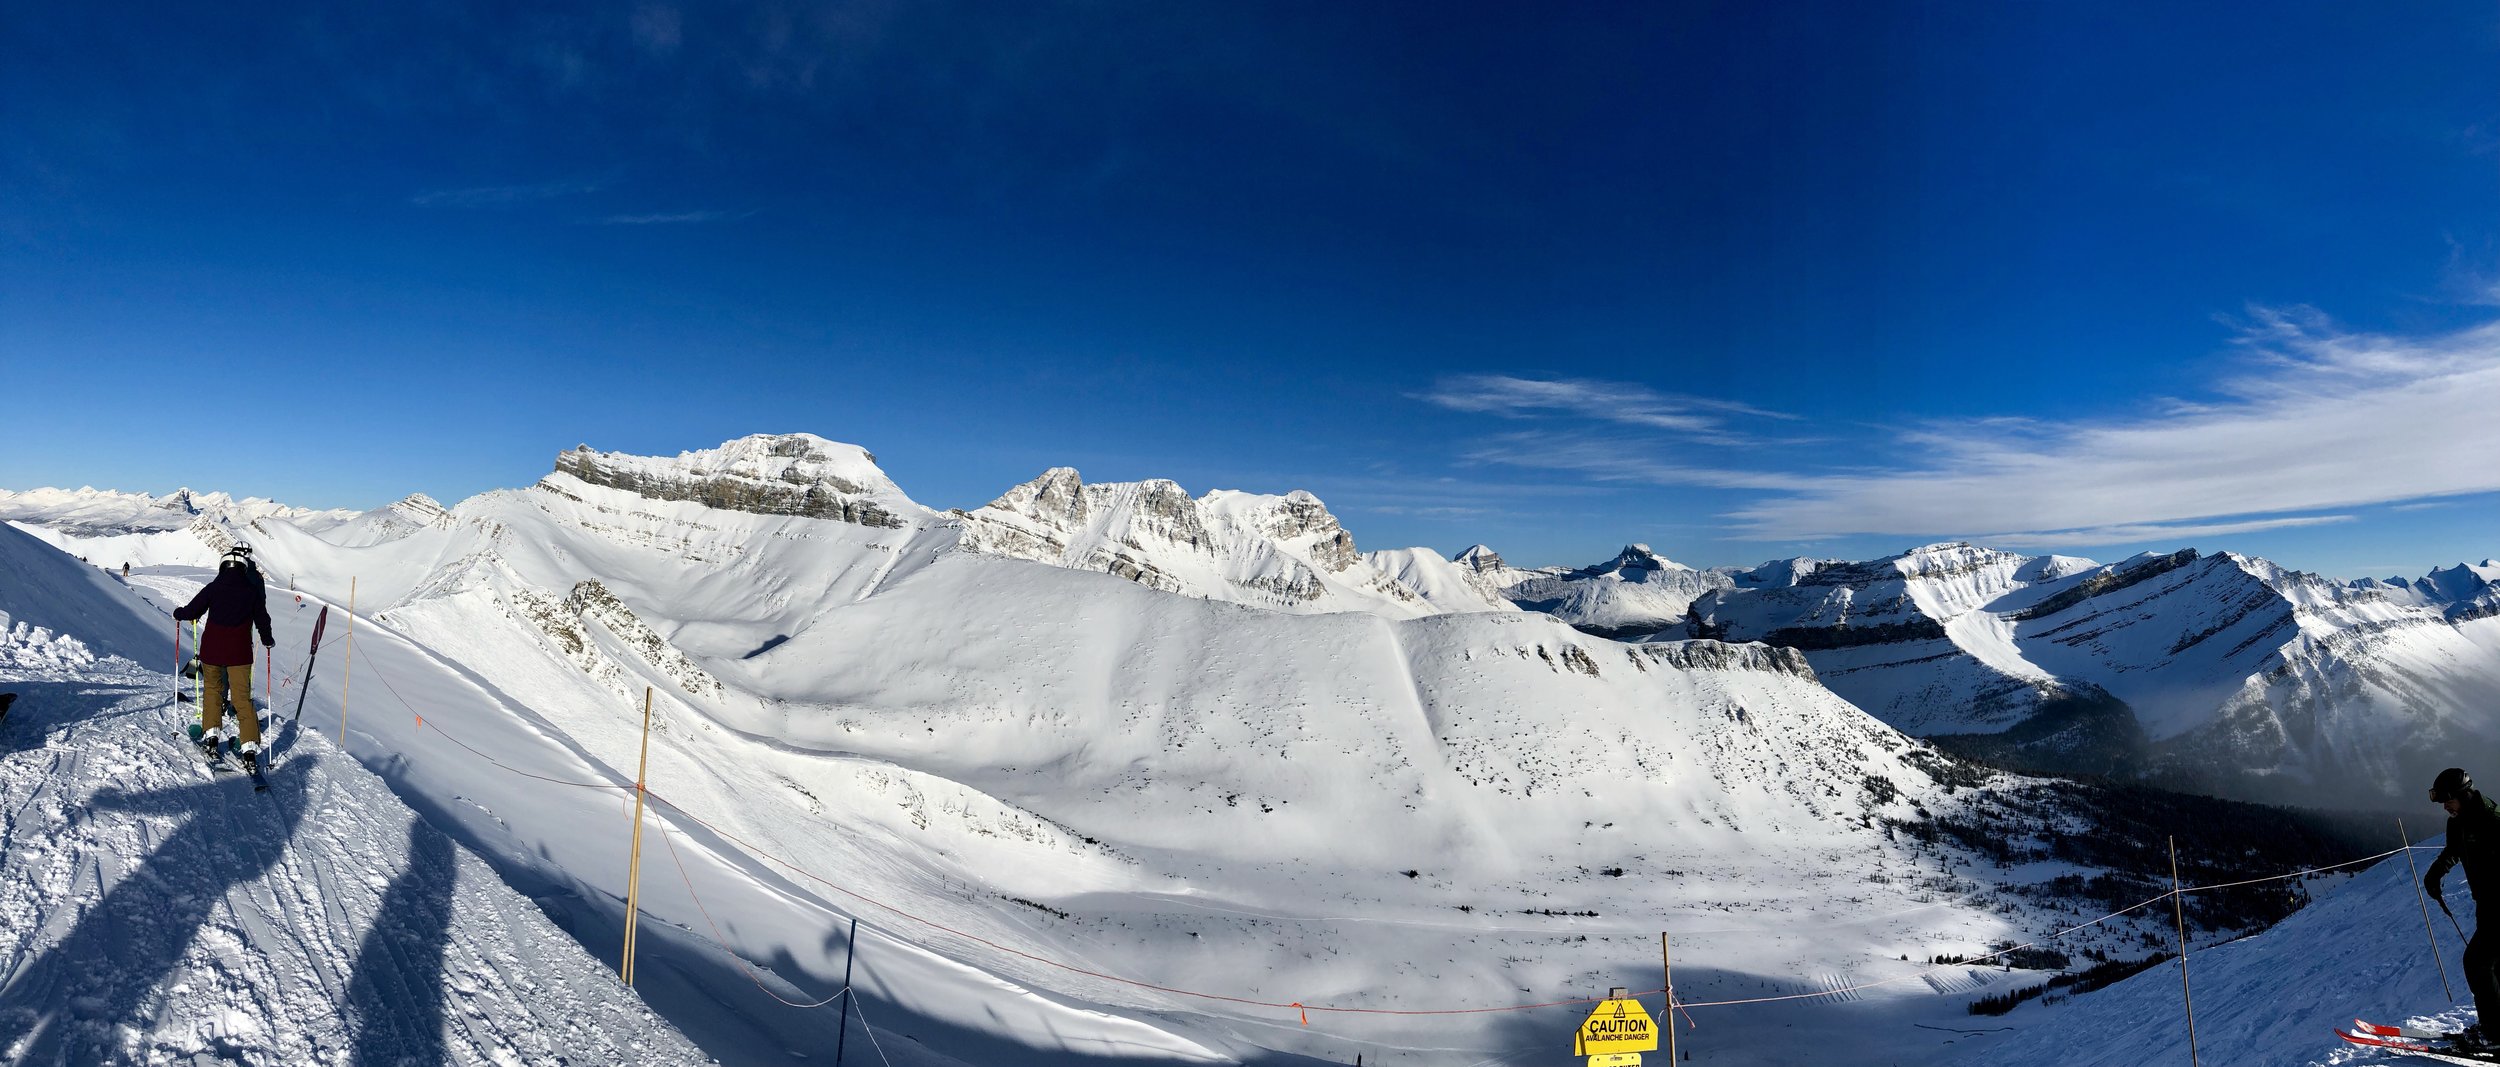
[1445,310,2500,546]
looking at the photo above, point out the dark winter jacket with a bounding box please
[174,562,274,667]
[2426,788,2500,905]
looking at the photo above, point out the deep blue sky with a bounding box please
[6,2,2498,578]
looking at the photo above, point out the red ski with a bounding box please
[2358,1019,2456,1042]
[2336,1028,2500,1065]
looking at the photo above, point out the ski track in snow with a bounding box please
[0,657,708,1067]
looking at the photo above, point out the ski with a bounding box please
[185,726,237,773]
[2336,1029,2500,1064]
[290,606,328,724]
[2360,1019,2457,1042]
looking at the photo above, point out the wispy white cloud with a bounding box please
[1977,515,2357,551]
[1722,310,2500,540]
[410,178,603,208]
[1462,432,1826,492]
[599,209,752,225]
[1450,312,2500,547]
[1416,375,1801,446]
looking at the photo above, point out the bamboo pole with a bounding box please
[2169,836,2201,1067]
[623,687,654,985]
[337,578,356,743]
[1662,931,1677,1065]
[2402,818,2458,1001]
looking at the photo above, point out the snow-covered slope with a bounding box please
[317,492,453,547]
[958,466,1442,617]
[0,520,165,666]
[1945,842,2469,1067]
[1683,543,2105,735]
[0,529,708,1065]
[1660,542,2500,806]
[1360,547,1518,614]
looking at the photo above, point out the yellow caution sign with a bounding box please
[1575,997,1659,1055]
[1588,1054,1644,1067]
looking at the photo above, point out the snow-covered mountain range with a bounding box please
[12,444,2496,813]
[3,430,2392,1066]
[959,466,1509,616]
[1456,537,2500,809]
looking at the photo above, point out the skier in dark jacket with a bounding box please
[173,544,275,771]
[2426,767,2500,1048]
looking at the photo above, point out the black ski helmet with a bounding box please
[2432,767,2474,803]
[218,540,260,578]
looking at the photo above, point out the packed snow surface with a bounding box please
[0,545,707,1064]
[1944,837,2477,1067]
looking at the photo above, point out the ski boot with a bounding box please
[237,745,260,775]
[187,722,224,764]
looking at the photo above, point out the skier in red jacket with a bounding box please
[174,544,276,771]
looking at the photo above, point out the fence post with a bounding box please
[1662,932,1678,1065]
[337,578,356,743]
[623,687,653,985]
[2169,836,2201,1067]
[2401,818,2458,1002]
[836,916,859,1065]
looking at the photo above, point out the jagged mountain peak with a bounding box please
[2418,561,2500,602]
[1608,542,1684,571]
[389,492,448,519]
[962,471,1438,616]
[545,433,918,528]
[1452,543,1504,569]
[1199,487,1358,567]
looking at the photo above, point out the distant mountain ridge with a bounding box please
[7,437,2496,808]
[957,465,1510,616]
[1500,538,2500,806]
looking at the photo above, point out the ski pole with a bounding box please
[2440,896,2468,941]
[2402,819,2457,1002]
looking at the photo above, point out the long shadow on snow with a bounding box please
[0,681,160,759]
[347,750,1338,1067]
[307,634,1343,1066]
[344,820,455,1067]
[0,758,311,1065]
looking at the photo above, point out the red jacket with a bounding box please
[175,563,274,667]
